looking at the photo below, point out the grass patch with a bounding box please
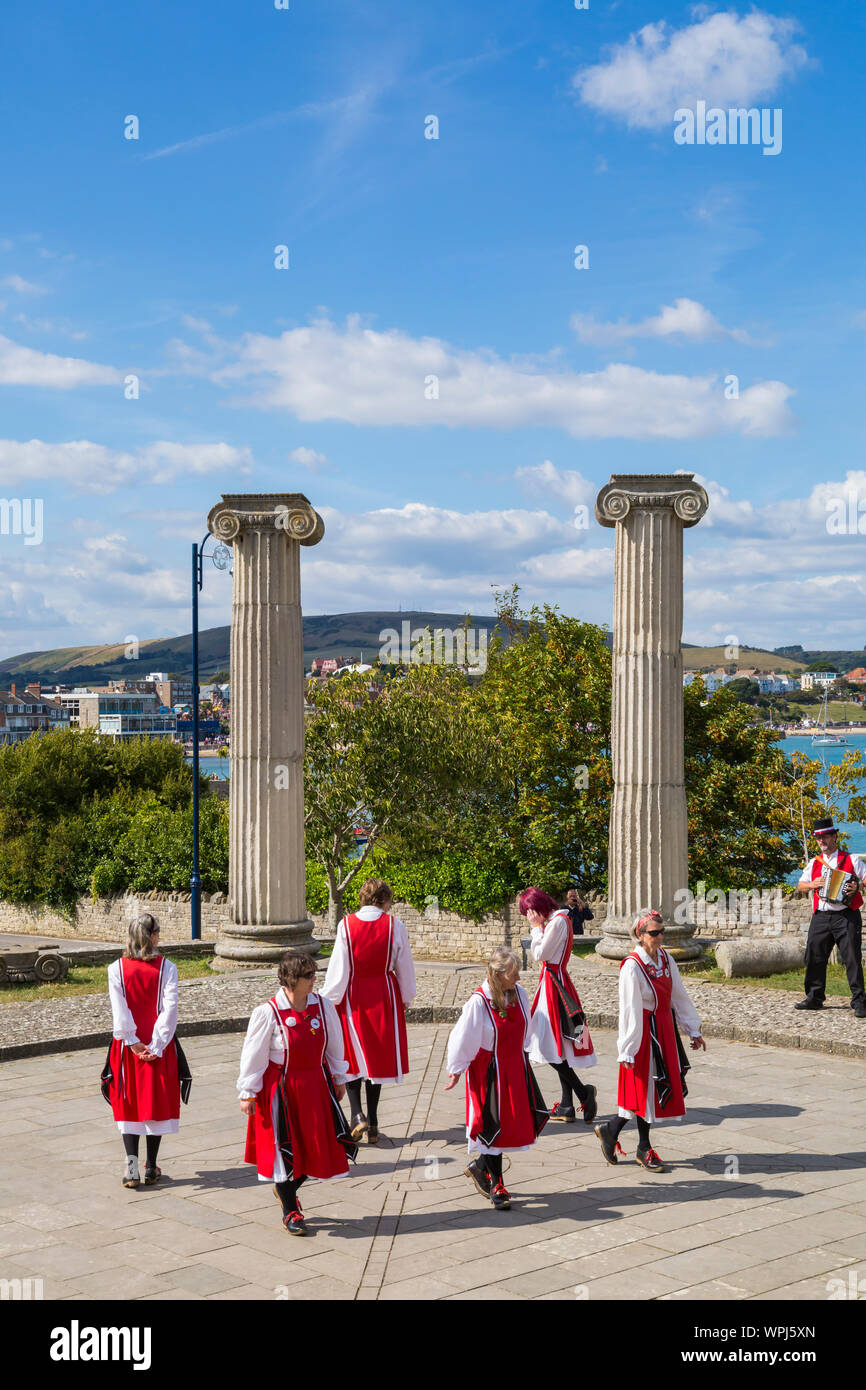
[0,953,216,1004]
[684,950,852,995]
[571,939,600,958]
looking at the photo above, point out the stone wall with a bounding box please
[0,887,815,958]
[0,892,230,943]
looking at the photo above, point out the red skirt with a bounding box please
[466,1047,538,1150]
[244,1060,351,1181]
[105,1038,180,1123]
[340,972,409,1081]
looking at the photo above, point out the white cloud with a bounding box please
[515,461,596,509]
[2,275,48,296]
[288,446,332,473]
[571,298,757,346]
[0,439,253,494]
[0,335,122,389]
[211,316,793,439]
[574,10,808,130]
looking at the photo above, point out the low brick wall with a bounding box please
[0,887,817,959]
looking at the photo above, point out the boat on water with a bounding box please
[811,686,848,746]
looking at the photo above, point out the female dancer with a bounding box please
[101,914,191,1188]
[238,953,357,1235]
[520,887,598,1124]
[321,878,416,1145]
[594,910,706,1172]
[445,946,549,1210]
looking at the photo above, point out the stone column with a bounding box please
[595,474,709,961]
[206,493,324,966]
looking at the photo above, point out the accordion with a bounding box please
[821,866,854,904]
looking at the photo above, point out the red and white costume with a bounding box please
[237,989,355,1183]
[447,982,549,1156]
[617,946,702,1125]
[321,906,416,1084]
[529,909,596,1068]
[101,954,191,1135]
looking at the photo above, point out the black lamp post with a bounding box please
[191,536,232,940]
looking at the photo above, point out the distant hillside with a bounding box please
[680,646,806,673]
[0,612,507,684]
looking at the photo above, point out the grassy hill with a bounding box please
[0,612,507,684]
[681,646,806,673]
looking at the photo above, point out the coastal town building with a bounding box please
[74,690,176,742]
[0,684,71,744]
[800,670,837,690]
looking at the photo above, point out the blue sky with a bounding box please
[1,0,865,657]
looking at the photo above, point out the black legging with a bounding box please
[274,1174,307,1216]
[551,1059,589,1106]
[346,1080,382,1125]
[122,1134,162,1166]
[478,1153,503,1183]
[609,1115,651,1151]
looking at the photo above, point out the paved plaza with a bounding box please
[3,1024,866,1301]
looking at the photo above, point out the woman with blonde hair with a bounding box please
[100,914,191,1188]
[445,946,549,1210]
[321,878,416,1144]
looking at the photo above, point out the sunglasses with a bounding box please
[646,928,665,937]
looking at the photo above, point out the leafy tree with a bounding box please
[304,662,499,927]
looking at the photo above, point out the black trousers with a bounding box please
[804,908,865,1007]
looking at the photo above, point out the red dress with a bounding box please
[617,950,690,1122]
[337,912,409,1083]
[530,911,595,1063]
[244,996,357,1181]
[466,989,549,1151]
[101,956,190,1126]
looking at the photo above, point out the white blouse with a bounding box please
[320,906,417,1005]
[530,910,571,967]
[107,956,178,1058]
[446,982,539,1076]
[617,946,702,1064]
[236,990,349,1099]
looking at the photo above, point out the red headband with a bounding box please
[636,911,663,932]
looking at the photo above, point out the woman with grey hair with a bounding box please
[594,910,704,1173]
[100,914,191,1188]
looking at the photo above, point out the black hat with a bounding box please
[812,817,838,836]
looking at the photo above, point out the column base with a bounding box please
[595,918,705,963]
[211,920,320,969]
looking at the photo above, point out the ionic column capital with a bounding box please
[595,474,709,529]
[207,493,325,547]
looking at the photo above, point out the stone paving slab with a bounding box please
[3,1023,866,1301]
[4,956,866,1062]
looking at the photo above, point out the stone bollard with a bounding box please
[714,937,805,979]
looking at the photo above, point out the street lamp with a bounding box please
[191,536,232,940]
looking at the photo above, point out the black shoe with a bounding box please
[350,1112,369,1140]
[143,1165,161,1186]
[366,1125,380,1144]
[490,1182,512,1210]
[594,1121,622,1167]
[283,1209,307,1236]
[464,1159,492,1200]
[550,1101,576,1122]
[579,1085,598,1125]
[794,999,823,1010]
[854,1004,866,1019]
[636,1146,666,1173]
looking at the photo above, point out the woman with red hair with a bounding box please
[519,887,597,1124]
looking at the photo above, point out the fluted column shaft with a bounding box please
[596,474,708,960]
[206,493,324,965]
